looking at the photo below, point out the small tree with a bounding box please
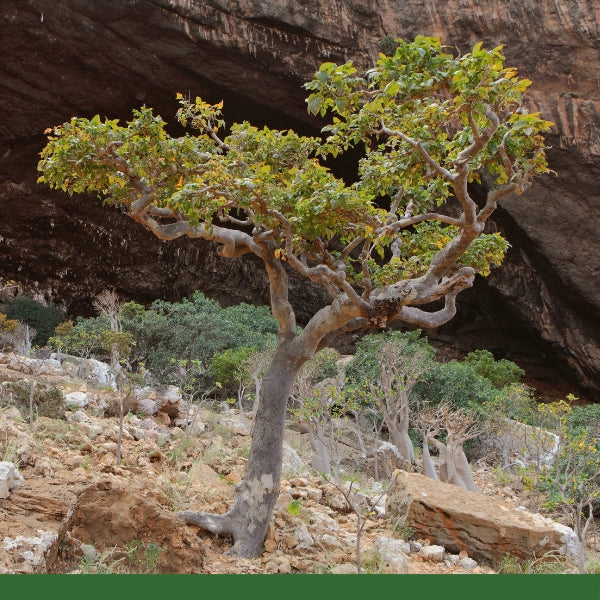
[533,399,600,573]
[543,430,599,574]
[415,401,482,491]
[238,346,275,418]
[414,402,443,480]
[1,321,34,356]
[369,334,434,463]
[49,316,110,376]
[38,37,552,556]
[290,348,345,478]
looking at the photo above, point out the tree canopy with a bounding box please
[38,36,551,341]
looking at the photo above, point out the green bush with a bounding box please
[120,291,278,385]
[50,315,111,360]
[6,297,65,346]
[210,346,256,392]
[463,349,524,388]
[566,404,600,441]
[413,360,502,411]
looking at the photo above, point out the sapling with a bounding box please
[323,472,397,573]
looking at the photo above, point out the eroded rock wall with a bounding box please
[1,0,598,398]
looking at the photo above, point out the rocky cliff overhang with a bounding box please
[1,0,599,400]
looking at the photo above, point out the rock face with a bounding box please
[0,462,24,499]
[386,470,577,566]
[1,1,599,399]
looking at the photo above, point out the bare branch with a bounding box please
[391,285,468,329]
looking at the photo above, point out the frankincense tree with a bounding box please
[37,36,552,557]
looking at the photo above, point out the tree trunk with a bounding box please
[452,445,477,492]
[389,422,415,464]
[422,440,438,480]
[308,423,331,476]
[179,341,303,557]
[28,375,36,429]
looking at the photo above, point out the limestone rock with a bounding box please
[61,357,116,388]
[0,462,23,499]
[372,536,410,574]
[64,391,89,409]
[281,442,309,477]
[1,530,58,573]
[458,556,478,570]
[320,533,342,550]
[373,535,411,560]
[330,563,358,574]
[420,544,446,563]
[4,354,62,376]
[386,470,578,565]
[376,441,415,479]
[134,385,181,418]
[483,419,560,467]
[293,521,315,550]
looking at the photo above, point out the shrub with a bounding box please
[210,346,256,393]
[5,297,65,346]
[50,315,111,361]
[463,349,525,388]
[120,291,278,384]
[566,404,600,441]
[413,360,502,412]
[345,330,435,393]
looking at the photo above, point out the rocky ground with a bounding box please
[0,353,597,575]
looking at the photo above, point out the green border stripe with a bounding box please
[1,574,598,600]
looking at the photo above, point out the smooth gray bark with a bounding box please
[179,341,303,556]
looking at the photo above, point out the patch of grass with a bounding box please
[497,552,567,574]
[76,545,123,574]
[200,445,228,468]
[164,434,194,465]
[0,434,20,465]
[359,550,383,574]
[585,553,600,574]
[124,539,165,574]
[158,474,190,511]
[390,517,415,541]
[287,499,302,516]
[212,422,234,442]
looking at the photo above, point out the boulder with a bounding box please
[376,441,415,479]
[420,544,446,563]
[281,442,309,477]
[372,536,410,574]
[386,470,577,566]
[0,462,23,499]
[134,385,181,418]
[483,419,560,467]
[64,391,89,409]
[61,357,116,388]
[3,353,62,376]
